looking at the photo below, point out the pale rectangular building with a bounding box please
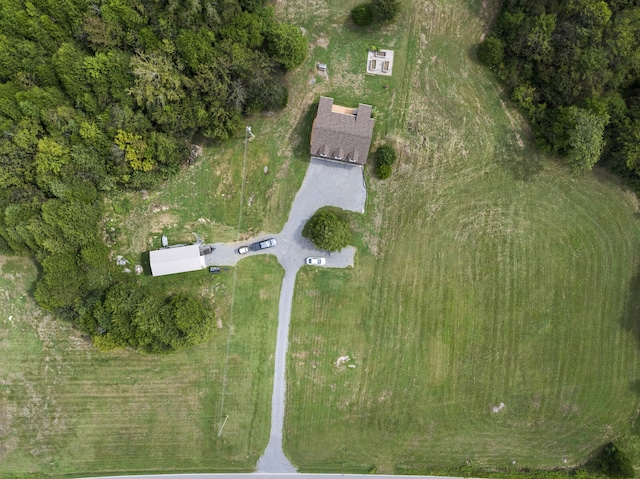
[149,244,205,277]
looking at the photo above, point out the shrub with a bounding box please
[302,211,351,252]
[352,4,373,26]
[375,162,392,179]
[92,332,125,352]
[266,23,307,71]
[589,443,635,478]
[375,143,397,165]
[371,0,400,22]
[477,36,505,70]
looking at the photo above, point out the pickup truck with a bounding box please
[251,238,277,251]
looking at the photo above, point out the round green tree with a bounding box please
[375,143,397,165]
[371,0,400,22]
[375,162,392,179]
[477,36,504,71]
[302,211,351,252]
[351,4,373,26]
[267,23,308,71]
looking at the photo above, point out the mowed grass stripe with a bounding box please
[283,0,640,471]
[0,256,280,476]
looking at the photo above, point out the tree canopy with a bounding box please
[374,143,396,179]
[302,210,352,252]
[0,0,306,352]
[371,0,401,22]
[479,0,640,176]
[351,4,374,26]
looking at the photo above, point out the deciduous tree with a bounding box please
[371,0,400,23]
[303,210,352,252]
[266,23,307,71]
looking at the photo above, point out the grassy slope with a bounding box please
[104,90,313,261]
[4,0,640,475]
[283,0,640,473]
[0,255,281,476]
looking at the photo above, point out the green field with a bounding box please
[4,0,640,475]
[282,0,640,474]
[0,255,281,476]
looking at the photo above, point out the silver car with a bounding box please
[251,238,277,251]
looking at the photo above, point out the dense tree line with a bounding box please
[0,0,306,352]
[478,0,640,175]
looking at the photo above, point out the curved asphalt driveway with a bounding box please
[207,159,367,472]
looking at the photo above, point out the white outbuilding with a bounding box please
[149,244,205,277]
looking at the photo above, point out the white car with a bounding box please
[306,257,326,266]
[238,246,249,254]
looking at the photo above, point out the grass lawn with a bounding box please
[4,0,640,475]
[0,254,281,477]
[282,0,640,473]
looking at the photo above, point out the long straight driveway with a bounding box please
[256,158,367,472]
[199,159,366,471]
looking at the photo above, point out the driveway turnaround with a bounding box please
[205,159,367,472]
[206,159,367,270]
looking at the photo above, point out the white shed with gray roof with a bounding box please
[149,244,205,276]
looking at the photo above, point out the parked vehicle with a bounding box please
[306,257,326,266]
[238,246,249,254]
[251,238,277,251]
[209,266,221,274]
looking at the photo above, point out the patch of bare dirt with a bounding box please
[626,189,640,212]
[532,394,541,410]
[275,156,291,181]
[149,212,178,233]
[314,37,329,49]
[332,71,365,96]
[499,100,525,148]
[0,434,17,459]
[361,209,383,257]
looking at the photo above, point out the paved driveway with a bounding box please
[202,159,366,472]
[256,159,366,472]
[205,158,366,269]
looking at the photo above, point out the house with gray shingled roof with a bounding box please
[310,96,374,166]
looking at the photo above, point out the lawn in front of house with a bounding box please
[282,0,640,473]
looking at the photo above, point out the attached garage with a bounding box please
[149,244,205,277]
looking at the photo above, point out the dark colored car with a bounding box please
[250,238,277,251]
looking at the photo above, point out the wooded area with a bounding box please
[478,0,640,176]
[0,0,306,352]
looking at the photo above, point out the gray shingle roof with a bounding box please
[310,96,374,166]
